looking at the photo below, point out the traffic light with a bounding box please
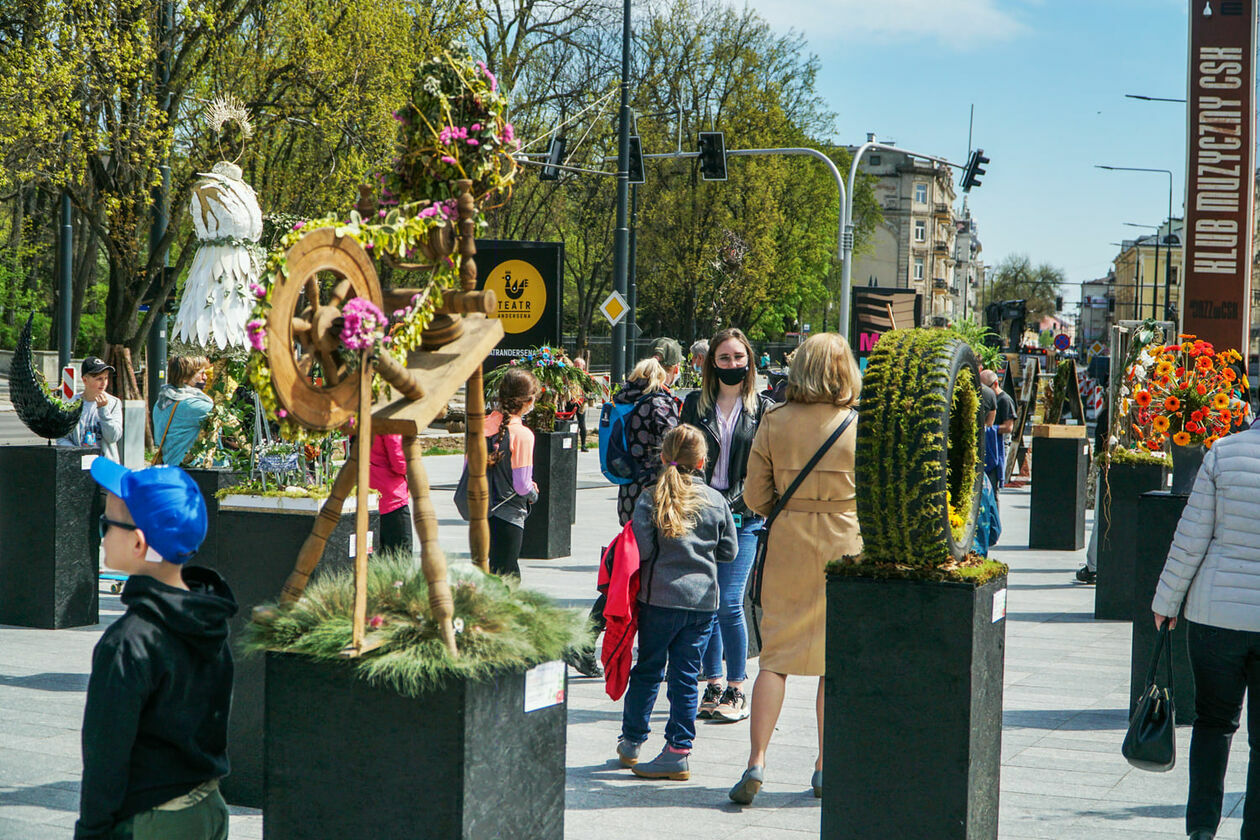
[539,136,567,181]
[1055,296,1063,312]
[697,131,727,181]
[960,148,989,192]
[627,135,645,184]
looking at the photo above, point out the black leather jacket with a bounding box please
[680,389,774,518]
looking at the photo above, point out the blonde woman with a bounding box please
[617,424,738,781]
[151,355,213,467]
[681,327,774,723]
[729,332,862,805]
[612,344,683,524]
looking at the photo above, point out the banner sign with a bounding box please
[1183,0,1255,352]
[849,288,921,371]
[474,240,564,369]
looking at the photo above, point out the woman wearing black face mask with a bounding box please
[681,327,773,724]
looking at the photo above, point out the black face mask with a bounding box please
[715,365,748,386]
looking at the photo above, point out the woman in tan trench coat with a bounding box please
[728,332,861,806]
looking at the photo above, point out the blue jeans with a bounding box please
[621,604,713,750]
[701,515,761,683]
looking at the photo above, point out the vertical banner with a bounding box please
[850,288,921,371]
[1183,0,1255,352]
[474,240,564,369]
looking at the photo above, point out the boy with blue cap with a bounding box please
[75,461,237,840]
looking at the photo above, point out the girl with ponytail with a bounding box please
[616,424,738,782]
[482,367,541,578]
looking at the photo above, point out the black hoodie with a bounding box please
[75,566,238,839]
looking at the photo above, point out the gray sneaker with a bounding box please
[630,747,690,780]
[616,738,641,767]
[728,765,764,805]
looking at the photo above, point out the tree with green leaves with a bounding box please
[980,254,1065,324]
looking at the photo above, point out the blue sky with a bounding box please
[745,0,1194,303]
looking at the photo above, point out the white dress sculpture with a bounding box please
[173,161,264,349]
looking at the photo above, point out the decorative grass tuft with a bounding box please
[243,553,591,697]
[826,554,1008,586]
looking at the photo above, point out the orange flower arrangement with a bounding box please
[1123,334,1249,451]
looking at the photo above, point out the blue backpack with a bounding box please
[598,396,647,485]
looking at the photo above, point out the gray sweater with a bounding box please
[631,475,738,612]
[1152,428,1260,631]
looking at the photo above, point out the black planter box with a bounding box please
[824,574,1006,839]
[264,652,566,839]
[1029,435,1088,550]
[1094,462,1166,620]
[214,497,378,808]
[0,446,99,628]
[1130,491,1195,725]
[183,468,240,567]
[520,430,577,560]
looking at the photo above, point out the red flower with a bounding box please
[1196,383,1208,395]
[1135,390,1153,408]
[1164,395,1181,412]
[1186,421,1203,434]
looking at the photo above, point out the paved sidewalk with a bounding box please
[0,450,1243,838]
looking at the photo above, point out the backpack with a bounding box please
[454,426,516,520]
[598,395,648,485]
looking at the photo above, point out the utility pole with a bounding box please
[610,0,632,383]
[147,0,174,407]
[626,183,639,366]
[58,134,73,371]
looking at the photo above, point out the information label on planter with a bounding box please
[523,660,565,712]
[992,588,1007,623]
[81,454,96,471]
[348,532,374,557]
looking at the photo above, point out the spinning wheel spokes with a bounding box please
[265,228,383,430]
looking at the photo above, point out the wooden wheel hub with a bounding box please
[265,228,384,430]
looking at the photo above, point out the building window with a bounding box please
[914,183,928,204]
[913,258,924,281]
[914,220,926,242]
[869,155,881,166]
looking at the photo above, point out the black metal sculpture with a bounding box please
[10,315,81,440]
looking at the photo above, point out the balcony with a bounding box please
[932,278,948,296]
[933,202,951,218]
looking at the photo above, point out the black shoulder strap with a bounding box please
[763,409,856,530]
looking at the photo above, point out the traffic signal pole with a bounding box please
[610,0,632,383]
[843,138,965,339]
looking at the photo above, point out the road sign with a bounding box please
[61,366,77,400]
[600,290,629,327]
[1053,333,1070,351]
[1089,341,1106,359]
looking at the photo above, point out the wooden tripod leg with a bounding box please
[402,435,458,656]
[276,449,358,604]
[465,366,490,573]
[348,355,372,655]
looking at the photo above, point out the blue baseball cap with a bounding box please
[90,460,207,564]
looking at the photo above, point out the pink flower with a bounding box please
[378,209,387,218]
[277,409,287,418]
[363,241,374,249]
[368,615,384,629]
[246,319,267,352]
[291,220,305,231]
[471,123,481,131]
[466,138,479,146]
[441,155,457,165]
[340,297,388,350]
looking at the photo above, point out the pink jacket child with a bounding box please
[369,434,411,554]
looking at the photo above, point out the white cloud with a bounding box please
[746,0,1028,48]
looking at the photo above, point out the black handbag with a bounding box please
[1122,623,1177,772]
[747,409,856,649]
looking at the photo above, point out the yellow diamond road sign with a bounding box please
[600,291,629,327]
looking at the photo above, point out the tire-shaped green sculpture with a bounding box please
[855,328,984,570]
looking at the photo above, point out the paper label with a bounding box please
[81,454,97,471]
[523,660,566,712]
[562,437,573,449]
[992,588,1007,623]
[348,531,374,557]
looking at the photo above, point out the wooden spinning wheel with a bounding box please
[265,228,384,430]
[254,180,505,659]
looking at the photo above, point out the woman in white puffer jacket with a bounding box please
[1152,424,1260,840]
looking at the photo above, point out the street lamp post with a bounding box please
[1094,165,1175,327]
[609,0,632,383]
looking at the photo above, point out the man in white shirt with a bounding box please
[58,357,124,462]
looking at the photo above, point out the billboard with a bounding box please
[850,288,921,371]
[1182,0,1255,352]
[474,240,564,369]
